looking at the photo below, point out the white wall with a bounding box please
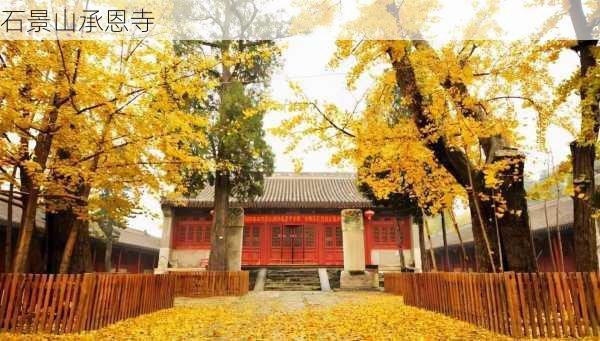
[170,249,210,268]
[371,249,413,270]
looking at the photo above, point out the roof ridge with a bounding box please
[269,172,357,179]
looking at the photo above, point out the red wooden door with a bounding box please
[282,225,295,263]
[242,225,261,265]
[301,226,317,264]
[269,225,317,264]
[322,225,343,265]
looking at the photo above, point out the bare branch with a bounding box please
[55,40,72,85]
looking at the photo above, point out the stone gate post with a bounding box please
[410,216,422,272]
[340,209,378,289]
[155,206,173,274]
[341,209,366,271]
[226,207,244,271]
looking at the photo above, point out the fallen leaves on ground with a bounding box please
[3,292,514,340]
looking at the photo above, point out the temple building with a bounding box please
[156,173,420,280]
[0,193,159,273]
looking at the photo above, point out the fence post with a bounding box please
[502,272,521,337]
[410,273,417,306]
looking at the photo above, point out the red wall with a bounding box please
[171,211,412,267]
[92,245,157,273]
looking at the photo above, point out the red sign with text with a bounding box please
[244,214,340,224]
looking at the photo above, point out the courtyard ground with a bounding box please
[3,291,513,340]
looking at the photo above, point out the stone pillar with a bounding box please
[342,209,365,271]
[410,216,422,272]
[225,207,244,271]
[340,209,377,289]
[155,206,173,274]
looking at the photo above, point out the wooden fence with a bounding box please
[0,273,176,334]
[171,271,249,297]
[384,272,600,338]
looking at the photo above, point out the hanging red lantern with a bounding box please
[364,209,375,221]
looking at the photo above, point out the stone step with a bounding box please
[266,271,320,276]
[265,278,320,283]
[267,275,318,278]
[264,281,319,286]
[264,268,321,291]
[264,279,317,283]
[266,274,319,277]
[266,271,318,275]
[266,282,320,287]
[264,287,321,291]
[265,285,321,291]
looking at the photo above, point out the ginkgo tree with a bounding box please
[0,39,213,273]
[277,0,561,272]
[526,0,599,272]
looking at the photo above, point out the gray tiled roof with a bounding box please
[430,196,573,249]
[2,194,158,251]
[164,172,373,209]
[116,228,160,251]
[0,193,46,228]
[527,197,573,231]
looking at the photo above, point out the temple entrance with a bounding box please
[270,225,317,264]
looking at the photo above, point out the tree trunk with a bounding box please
[465,161,538,273]
[571,142,598,271]
[45,209,75,273]
[13,189,40,273]
[567,0,599,272]
[54,178,93,274]
[395,218,406,269]
[12,101,63,273]
[105,241,113,272]
[467,192,498,273]
[417,217,428,271]
[104,224,114,272]
[56,218,93,274]
[28,237,45,273]
[13,163,35,273]
[59,220,79,274]
[71,222,93,273]
[494,151,538,272]
[208,171,230,271]
[5,167,16,272]
[441,212,449,271]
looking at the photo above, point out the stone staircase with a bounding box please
[264,268,322,291]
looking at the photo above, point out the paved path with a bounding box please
[176,290,374,312]
[12,291,512,340]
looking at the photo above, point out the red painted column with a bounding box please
[316,224,324,265]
